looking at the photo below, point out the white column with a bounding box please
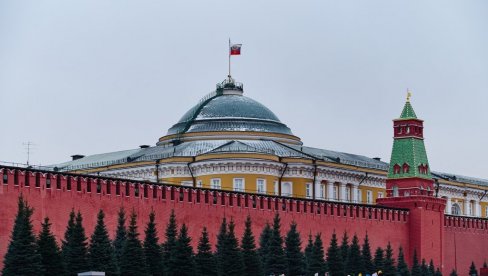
[327,181,334,201]
[351,184,358,203]
[314,179,321,199]
[463,198,469,216]
[474,201,481,217]
[339,183,347,202]
[445,197,452,214]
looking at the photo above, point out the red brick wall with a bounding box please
[0,167,410,272]
[443,216,488,274]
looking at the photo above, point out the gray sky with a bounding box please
[0,0,487,179]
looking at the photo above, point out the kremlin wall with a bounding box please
[1,77,488,273]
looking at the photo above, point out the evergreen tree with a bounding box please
[326,231,344,276]
[216,217,228,276]
[346,234,363,275]
[449,270,457,276]
[469,261,478,276]
[171,224,195,276]
[63,210,89,274]
[163,209,178,275]
[309,233,326,276]
[421,259,429,276]
[266,213,287,275]
[434,267,443,276]
[88,210,117,275]
[241,216,262,276]
[410,250,421,276]
[428,260,436,276]
[340,231,350,275]
[396,246,410,276]
[113,207,127,273]
[383,242,396,276]
[305,234,314,276]
[373,247,384,273]
[120,210,148,276]
[195,227,217,276]
[361,233,374,274]
[258,222,272,272]
[144,210,163,276]
[226,219,245,275]
[2,196,43,276]
[38,217,65,275]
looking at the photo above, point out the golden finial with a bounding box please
[406,88,412,102]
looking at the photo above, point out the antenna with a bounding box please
[22,141,36,166]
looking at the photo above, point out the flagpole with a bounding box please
[228,38,231,77]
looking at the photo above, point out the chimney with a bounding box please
[139,145,150,149]
[373,157,381,161]
[71,154,85,161]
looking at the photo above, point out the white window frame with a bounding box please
[196,180,203,188]
[211,178,221,190]
[346,186,351,202]
[181,181,193,187]
[378,192,384,199]
[274,181,278,195]
[256,178,266,194]
[468,201,473,216]
[233,178,245,192]
[333,186,339,200]
[305,183,312,199]
[366,190,373,204]
[282,181,292,197]
[357,188,362,203]
[319,184,325,200]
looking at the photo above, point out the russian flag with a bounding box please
[230,44,242,55]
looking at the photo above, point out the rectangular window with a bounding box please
[378,192,384,199]
[197,180,203,188]
[367,190,373,204]
[357,189,362,203]
[346,186,351,201]
[305,183,312,199]
[319,184,325,200]
[257,179,266,194]
[233,178,244,192]
[274,181,278,195]
[468,202,473,216]
[333,186,338,200]
[211,178,221,190]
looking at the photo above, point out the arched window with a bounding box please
[393,164,401,174]
[451,203,461,215]
[402,163,410,174]
[393,185,399,197]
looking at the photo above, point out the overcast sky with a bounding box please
[0,0,487,179]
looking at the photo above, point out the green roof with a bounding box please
[388,138,431,179]
[400,101,417,119]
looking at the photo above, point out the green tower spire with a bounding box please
[388,96,431,180]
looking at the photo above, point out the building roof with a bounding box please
[400,101,417,119]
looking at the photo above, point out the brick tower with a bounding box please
[377,93,446,270]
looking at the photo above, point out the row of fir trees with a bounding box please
[3,196,486,276]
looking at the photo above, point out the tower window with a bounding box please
[402,163,410,173]
[393,164,401,174]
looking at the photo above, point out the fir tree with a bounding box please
[421,259,429,276]
[361,233,374,274]
[241,216,262,276]
[449,269,457,276]
[340,231,350,275]
[216,217,228,275]
[410,250,421,276]
[428,260,436,276]
[144,210,163,276]
[225,219,245,275]
[469,261,478,276]
[396,246,410,276]
[38,217,65,275]
[373,247,384,273]
[346,234,363,275]
[304,234,314,276]
[266,213,287,275]
[163,209,178,275]
[171,224,195,276]
[434,267,442,276]
[383,242,396,276]
[326,231,344,276]
[120,210,148,276]
[2,196,43,276]
[63,210,89,274]
[195,227,217,276]
[88,210,117,275]
[309,233,326,276]
[258,222,272,272]
[113,207,127,273]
